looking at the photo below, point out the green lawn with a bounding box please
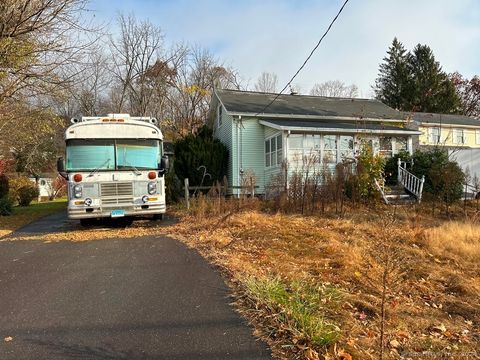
[0,198,67,237]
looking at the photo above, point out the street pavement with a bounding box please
[0,212,271,359]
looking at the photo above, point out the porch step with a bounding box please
[385,192,416,205]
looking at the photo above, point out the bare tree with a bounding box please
[0,0,97,103]
[310,80,359,98]
[254,72,278,93]
[158,46,240,137]
[109,14,164,115]
[48,47,113,118]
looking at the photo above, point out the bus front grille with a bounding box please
[100,182,133,205]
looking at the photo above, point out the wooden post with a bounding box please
[184,178,190,209]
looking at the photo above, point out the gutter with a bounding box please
[227,111,408,123]
[259,120,422,135]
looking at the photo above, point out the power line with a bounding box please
[254,0,351,116]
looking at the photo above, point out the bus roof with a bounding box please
[65,118,163,140]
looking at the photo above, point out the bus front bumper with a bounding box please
[68,203,166,219]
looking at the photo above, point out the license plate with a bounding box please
[111,209,125,218]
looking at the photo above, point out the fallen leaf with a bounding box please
[390,339,400,348]
[396,330,409,339]
[432,324,447,333]
[305,348,319,360]
[4,336,13,342]
[338,352,353,360]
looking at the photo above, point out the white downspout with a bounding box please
[237,116,242,197]
[285,130,290,195]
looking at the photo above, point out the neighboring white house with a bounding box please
[29,175,55,201]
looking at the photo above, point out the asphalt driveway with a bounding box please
[0,213,271,359]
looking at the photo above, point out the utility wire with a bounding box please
[254,0,351,116]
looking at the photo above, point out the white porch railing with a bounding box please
[397,158,425,202]
[374,177,390,204]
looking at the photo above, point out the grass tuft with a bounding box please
[244,276,342,348]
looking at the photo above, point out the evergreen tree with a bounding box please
[408,44,460,113]
[374,38,411,110]
[374,39,460,114]
[173,126,228,186]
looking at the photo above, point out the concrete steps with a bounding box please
[384,186,417,205]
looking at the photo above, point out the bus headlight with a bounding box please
[147,181,156,195]
[84,198,92,206]
[74,185,82,198]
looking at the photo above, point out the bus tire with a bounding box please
[153,213,164,221]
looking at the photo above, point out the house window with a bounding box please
[379,137,393,158]
[476,129,480,145]
[217,105,222,128]
[265,134,283,167]
[323,135,337,163]
[303,134,321,164]
[453,128,465,144]
[287,134,303,168]
[429,127,440,144]
[338,136,354,160]
[395,137,408,154]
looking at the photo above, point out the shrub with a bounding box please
[165,166,183,203]
[0,196,13,216]
[173,126,228,186]
[383,150,412,185]
[8,176,34,203]
[0,174,9,198]
[410,148,464,206]
[346,147,385,201]
[17,185,39,206]
[410,147,449,194]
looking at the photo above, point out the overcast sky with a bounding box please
[89,0,480,98]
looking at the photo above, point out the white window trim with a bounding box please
[265,133,283,168]
[476,129,480,145]
[429,127,441,144]
[453,128,465,145]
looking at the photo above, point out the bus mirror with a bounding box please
[160,155,169,175]
[57,157,67,179]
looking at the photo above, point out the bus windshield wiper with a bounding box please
[88,158,111,177]
[121,161,141,175]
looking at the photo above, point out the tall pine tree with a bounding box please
[374,38,411,110]
[408,44,460,113]
[374,39,460,114]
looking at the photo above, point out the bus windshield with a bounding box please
[66,139,160,171]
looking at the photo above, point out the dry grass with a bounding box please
[423,221,480,262]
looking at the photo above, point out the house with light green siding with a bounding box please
[210,89,421,196]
